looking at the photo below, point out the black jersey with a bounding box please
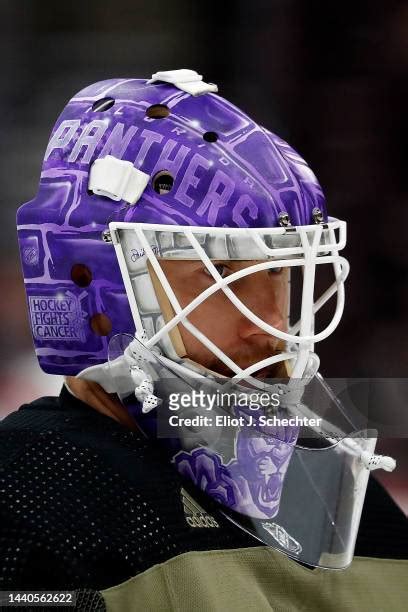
[0,386,407,611]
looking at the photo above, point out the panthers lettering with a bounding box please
[43,119,259,226]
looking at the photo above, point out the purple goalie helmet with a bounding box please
[16,68,335,377]
[17,69,389,570]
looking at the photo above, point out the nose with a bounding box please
[234,269,288,342]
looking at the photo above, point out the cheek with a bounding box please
[278,285,289,312]
[188,292,240,335]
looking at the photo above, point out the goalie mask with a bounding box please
[16,69,395,569]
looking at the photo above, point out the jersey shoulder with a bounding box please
[0,395,62,468]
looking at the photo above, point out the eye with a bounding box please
[203,264,230,279]
[268,267,283,275]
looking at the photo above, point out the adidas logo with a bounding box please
[181,488,220,529]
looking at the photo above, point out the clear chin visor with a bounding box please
[107,334,391,570]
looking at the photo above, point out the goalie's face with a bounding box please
[159,259,289,377]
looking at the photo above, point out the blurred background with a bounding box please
[0,0,406,511]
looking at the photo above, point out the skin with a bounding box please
[159,259,289,377]
[67,259,289,425]
[65,376,140,430]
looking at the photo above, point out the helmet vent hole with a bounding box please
[203,131,218,143]
[71,263,92,287]
[92,97,115,112]
[152,171,174,195]
[146,104,170,119]
[90,313,112,336]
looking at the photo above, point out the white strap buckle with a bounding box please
[89,155,150,205]
[147,69,218,96]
